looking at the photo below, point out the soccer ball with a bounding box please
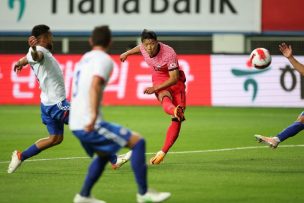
[248,48,272,69]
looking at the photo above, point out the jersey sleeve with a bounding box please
[139,44,145,54]
[26,46,46,65]
[167,51,179,71]
[26,47,36,65]
[92,57,113,82]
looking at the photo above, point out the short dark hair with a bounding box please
[141,29,157,42]
[31,24,50,37]
[91,25,111,47]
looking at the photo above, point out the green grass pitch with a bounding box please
[1,106,304,203]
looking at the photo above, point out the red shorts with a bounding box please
[155,81,186,108]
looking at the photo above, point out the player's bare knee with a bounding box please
[158,91,172,102]
[127,132,143,148]
[49,135,63,146]
[55,136,64,145]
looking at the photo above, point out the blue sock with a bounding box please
[108,154,117,165]
[131,139,148,195]
[277,122,304,142]
[21,144,41,161]
[80,156,108,197]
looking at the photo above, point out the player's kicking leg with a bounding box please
[254,134,280,149]
[150,91,185,165]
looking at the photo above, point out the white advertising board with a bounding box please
[211,55,304,107]
[0,0,261,33]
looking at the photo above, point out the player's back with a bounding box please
[69,50,113,131]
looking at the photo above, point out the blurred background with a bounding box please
[1,0,304,107]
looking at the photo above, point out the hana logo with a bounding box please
[231,66,270,102]
[8,0,26,21]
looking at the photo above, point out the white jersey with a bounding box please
[69,50,113,130]
[26,46,66,105]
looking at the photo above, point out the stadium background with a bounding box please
[1,0,304,107]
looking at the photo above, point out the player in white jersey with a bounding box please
[7,25,70,174]
[70,25,171,203]
[7,25,130,174]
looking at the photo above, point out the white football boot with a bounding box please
[254,134,280,149]
[73,194,106,203]
[112,151,132,170]
[137,189,171,203]
[7,150,22,173]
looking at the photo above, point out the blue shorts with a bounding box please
[41,99,70,135]
[72,121,132,157]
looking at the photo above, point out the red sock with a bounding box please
[161,97,175,116]
[162,120,181,153]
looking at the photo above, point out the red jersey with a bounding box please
[140,42,182,85]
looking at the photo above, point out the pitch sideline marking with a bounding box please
[1,144,304,164]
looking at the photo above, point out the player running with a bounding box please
[8,24,129,174]
[69,25,171,203]
[7,24,70,174]
[120,29,186,164]
[255,42,304,148]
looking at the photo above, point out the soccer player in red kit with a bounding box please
[120,29,186,165]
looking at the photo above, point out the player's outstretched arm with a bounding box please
[120,45,141,62]
[28,36,44,62]
[14,56,28,73]
[279,42,304,76]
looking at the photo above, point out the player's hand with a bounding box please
[14,62,23,73]
[28,36,38,50]
[144,86,156,94]
[279,43,293,59]
[84,121,95,132]
[120,53,128,62]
